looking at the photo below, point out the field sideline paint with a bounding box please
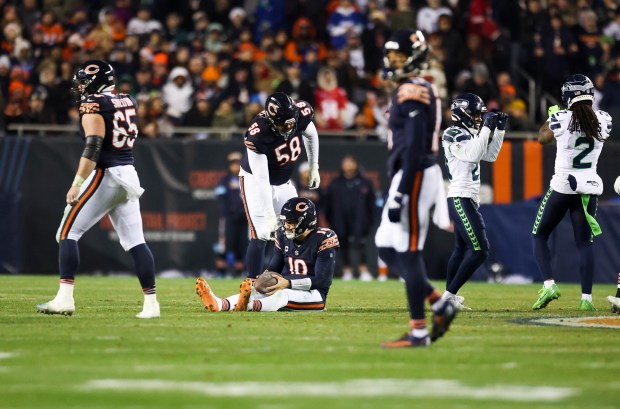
[81,378,576,401]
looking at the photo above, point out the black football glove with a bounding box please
[482,112,498,132]
[387,192,403,223]
[496,112,510,131]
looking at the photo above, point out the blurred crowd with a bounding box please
[2,0,620,137]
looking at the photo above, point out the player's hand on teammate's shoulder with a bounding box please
[396,83,431,105]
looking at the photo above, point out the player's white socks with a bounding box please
[56,282,74,302]
[544,279,555,289]
[411,328,429,338]
[224,294,240,311]
[581,293,592,302]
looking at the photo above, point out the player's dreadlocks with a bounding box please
[568,101,603,142]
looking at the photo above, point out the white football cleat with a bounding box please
[607,296,620,314]
[341,271,353,281]
[444,294,471,311]
[37,298,75,316]
[359,271,374,282]
[455,295,465,304]
[377,274,388,282]
[136,299,160,318]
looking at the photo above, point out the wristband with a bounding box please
[72,175,85,187]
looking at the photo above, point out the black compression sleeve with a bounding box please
[82,136,103,162]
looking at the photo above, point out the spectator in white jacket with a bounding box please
[162,66,194,124]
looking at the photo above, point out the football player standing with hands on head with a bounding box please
[238,92,320,282]
[441,93,508,310]
[375,30,457,348]
[532,74,611,311]
[37,60,159,318]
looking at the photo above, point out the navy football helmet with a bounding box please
[265,92,299,140]
[280,197,317,239]
[383,29,429,80]
[561,74,594,108]
[450,93,487,130]
[71,60,116,101]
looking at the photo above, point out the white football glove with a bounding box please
[257,210,279,241]
[308,163,320,190]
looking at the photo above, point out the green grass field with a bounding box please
[1,276,619,409]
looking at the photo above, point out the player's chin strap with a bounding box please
[82,135,103,162]
[581,194,602,236]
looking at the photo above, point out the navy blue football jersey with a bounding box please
[271,226,339,299]
[387,78,439,178]
[79,92,138,169]
[240,100,314,186]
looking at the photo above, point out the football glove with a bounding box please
[387,192,403,223]
[257,210,278,241]
[496,112,509,131]
[481,112,498,131]
[308,163,320,190]
[547,105,560,118]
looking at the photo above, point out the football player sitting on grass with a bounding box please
[195,197,339,312]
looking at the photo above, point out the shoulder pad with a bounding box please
[244,116,271,152]
[79,94,107,114]
[443,126,471,143]
[296,100,314,130]
[317,228,339,252]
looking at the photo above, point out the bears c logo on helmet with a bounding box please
[85,64,100,74]
[267,102,279,117]
[295,203,309,212]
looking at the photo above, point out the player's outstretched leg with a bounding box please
[196,277,222,312]
[37,239,79,316]
[430,299,458,342]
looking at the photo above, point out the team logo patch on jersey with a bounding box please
[79,102,100,114]
[318,236,339,252]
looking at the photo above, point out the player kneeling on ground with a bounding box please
[196,197,339,312]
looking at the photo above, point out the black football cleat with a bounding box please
[430,299,458,342]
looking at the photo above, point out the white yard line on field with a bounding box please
[0,352,17,359]
[80,378,576,402]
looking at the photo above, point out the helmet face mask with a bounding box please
[265,92,299,140]
[450,93,487,131]
[71,60,116,102]
[383,30,429,81]
[280,198,317,239]
[561,74,594,108]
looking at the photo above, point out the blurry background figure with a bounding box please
[275,62,315,106]
[162,66,194,125]
[214,152,248,277]
[314,66,350,130]
[296,161,324,224]
[325,155,376,281]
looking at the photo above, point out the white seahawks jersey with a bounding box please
[442,125,504,203]
[549,109,611,195]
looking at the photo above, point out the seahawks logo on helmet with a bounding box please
[561,74,594,108]
[450,93,487,131]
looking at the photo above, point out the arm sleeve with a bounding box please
[396,101,428,195]
[283,248,336,291]
[246,149,274,215]
[302,121,319,165]
[481,130,505,162]
[448,127,491,163]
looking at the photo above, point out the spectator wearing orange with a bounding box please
[33,11,64,46]
[284,18,327,64]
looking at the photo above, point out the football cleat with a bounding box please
[233,278,253,312]
[359,271,374,282]
[196,277,219,312]
[578,299,597,312]
[455,295,465,304]
[532,283,561,310]
[136,299,160,319]
[36,298,75,316]
[444,294,471,311]
[607,296,620,314]
[430,300,458,342]
[381,333,431,348]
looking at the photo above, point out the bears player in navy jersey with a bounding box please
[239,92,320,279]
[196,197,338,312]
[37,60,159,318]
[375,30,457,347]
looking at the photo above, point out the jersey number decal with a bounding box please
[471,163,480,181]
[112,108,138,148]
[572,136,594,169]
[287,257,308,275]
[275,136,301,165]
[296,101,312,116]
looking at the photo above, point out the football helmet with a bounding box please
[280,197,317,239]
[450,93,487,130]
[383,29,429,81]
[265,92,299,140]
[71,60,116,101]
[561,74,594,108]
